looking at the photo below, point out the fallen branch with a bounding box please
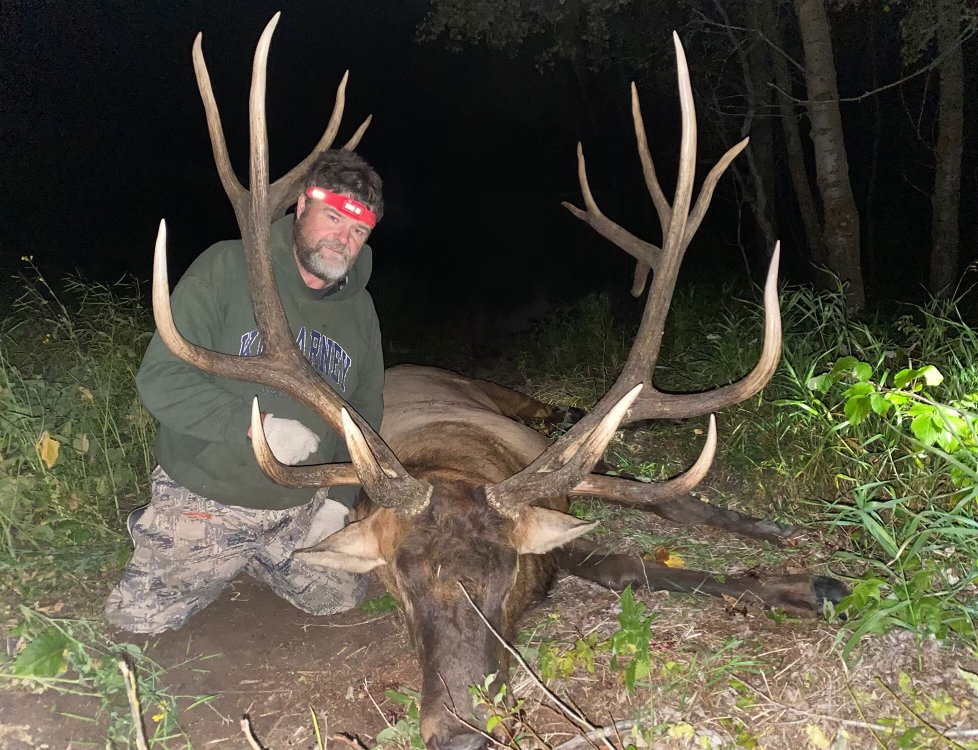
[118,659,149,750]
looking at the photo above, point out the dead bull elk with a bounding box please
[152,14,847,750]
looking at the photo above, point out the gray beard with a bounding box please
[294,235,352,286]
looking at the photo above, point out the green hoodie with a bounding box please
[136,214,382,510]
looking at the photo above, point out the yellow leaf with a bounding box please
[78,386,94,402]
[36,432,60,469]
[805,724,831,749]
[667,722,695,740]
[654,546,685,568]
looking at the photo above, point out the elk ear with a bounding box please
[293,517,387,573]
[514,507,598,555]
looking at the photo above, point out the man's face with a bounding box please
[293,192,373,288]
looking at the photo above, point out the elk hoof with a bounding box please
[812,575,848,615]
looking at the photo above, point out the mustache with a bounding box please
[317,238,348,255]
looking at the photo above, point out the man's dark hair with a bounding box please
[304,150,384,222]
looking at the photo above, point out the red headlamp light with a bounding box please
[304,187,377,228]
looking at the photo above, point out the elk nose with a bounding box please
[431,732,486,750]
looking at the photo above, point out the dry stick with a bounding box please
[457,584,622,750]
[118,659,150,750]
[456,582,595,735]
[739,678,897,733]
[550,720,640,750]
[329,734,371,750]
[874,676,967,750]
[844,677,887,750]
[444,706,512,750]
[364,678,393,729]
[241,717,265,750]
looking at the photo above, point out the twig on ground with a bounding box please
[364,678,393,728]
[445,706,512,749]
[330,733,372,750]
[457,582,598,737]
[241,717,265,750]
[551,720,639,750]
[875,676,966,749]
[844,671,887,749]
[118,659,149,750]
[740,678,896,733]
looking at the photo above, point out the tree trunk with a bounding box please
[863,8,882,295]
[793,0,865,314]
[710,0,779,258]
[746,3,780,255]
[758,0,829,287]
[930,0,964,299]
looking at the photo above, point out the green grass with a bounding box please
[0,266,155,617]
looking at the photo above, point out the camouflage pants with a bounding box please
[104,467,368,634]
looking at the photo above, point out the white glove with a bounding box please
[300,497,350,547]
[261,414,321,465]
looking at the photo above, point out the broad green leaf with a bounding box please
[894,368,916,389]
[807,374,834,393]
[831,356,859,376]
[10,627,71,678]
[842,382,874,398]
[919,365,943,386]
[870,393,892,416]
[911,414,940,446]
[854,362,873,382]
[845,396,871,425]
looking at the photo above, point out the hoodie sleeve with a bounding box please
[136,271,252,446]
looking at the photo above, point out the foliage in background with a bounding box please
[515,284,978,656]
[0,265,154,615]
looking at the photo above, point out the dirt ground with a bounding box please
[3,496,977,750]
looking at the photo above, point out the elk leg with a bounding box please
[637,493,797,545]
[471,378,584,425]
[576,474,798,546]
[556,540,847,618]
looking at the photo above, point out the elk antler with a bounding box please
[153,13,433,515]
[486,32,782,517]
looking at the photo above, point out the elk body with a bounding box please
[152,15,847,750]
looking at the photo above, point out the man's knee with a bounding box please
[279,567,370,616]
[103,576,208,634]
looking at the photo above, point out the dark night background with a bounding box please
[2,1,977,341]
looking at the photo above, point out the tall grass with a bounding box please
[0,265,155,611]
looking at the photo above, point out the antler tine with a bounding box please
[561,143,661,280]
[629,244,782,420]
[572,414,717,504]
[342,409,433,516]
[268,71,371,219]
[192,33,248,207]
[486,385,644,518]
[343,114,373,151]
[153,219,249,374]
[250,399,361,487]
